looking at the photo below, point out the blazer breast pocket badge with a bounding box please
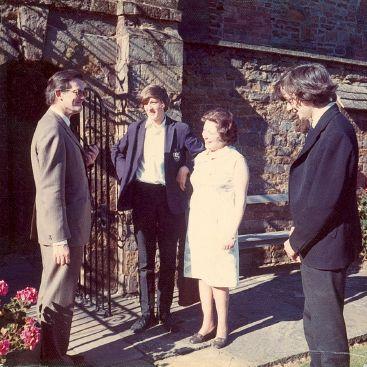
[173,151,181,162]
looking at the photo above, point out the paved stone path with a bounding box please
[67,265,367,367]
[1,253,367,367]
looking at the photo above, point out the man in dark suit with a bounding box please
[111,85,204,332]
[274,64,362,367]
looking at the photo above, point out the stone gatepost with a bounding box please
[114,0,183,294]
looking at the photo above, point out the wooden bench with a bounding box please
[239,193,290,251]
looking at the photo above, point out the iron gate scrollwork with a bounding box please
[76,87,115,316]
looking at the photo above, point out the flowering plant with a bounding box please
[0,281,41,365]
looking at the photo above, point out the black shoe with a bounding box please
[130,315,157,333]
[212,336,228,349]
[158,313,178,332]
[189,328,217,344]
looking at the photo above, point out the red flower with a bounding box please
[0,280,8,297]
[24,317,37,326]
[20,324,41,351]
[15,287,38,305]
[0,339,10,356]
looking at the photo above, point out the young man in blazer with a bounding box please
[31,70,99,365]
[111,85,204,332]
[274,64,362,367]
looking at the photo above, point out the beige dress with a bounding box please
[184,146,248,287]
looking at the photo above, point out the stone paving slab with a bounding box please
[65,264,367,367]
[1,255,366,367]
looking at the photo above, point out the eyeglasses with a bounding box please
[62,89,88,98]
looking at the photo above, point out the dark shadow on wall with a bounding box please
[3,10,117,112]
[1,8,118,253]
[5,61,59,253]
[178,45,269,195]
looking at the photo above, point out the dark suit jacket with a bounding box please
[289,104,362,270]
[111,116,204,215]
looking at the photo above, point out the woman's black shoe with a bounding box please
[189,328,216,344]
[211,336,228,349]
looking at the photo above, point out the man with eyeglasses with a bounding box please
[273,64,362,367]
[30,69,99,365]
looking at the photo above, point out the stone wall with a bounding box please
[115,0,183,123]
[0,1,119,276]
[181,43,367,235]
[113,0,183,293]
[180,0,367,60]
[181,44,367,196]
[1,0,367,295]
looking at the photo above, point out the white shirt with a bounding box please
[136,118,166,185]
[49,105,70,246]
[311,102,335,128]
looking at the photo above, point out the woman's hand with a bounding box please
[224,237,235,250]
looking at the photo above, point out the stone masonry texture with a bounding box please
[0,0,367,294]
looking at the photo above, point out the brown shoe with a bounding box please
[189,328,216,344]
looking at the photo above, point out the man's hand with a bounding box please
[84,145,99,167]
[53,244,70,265]
[283,239,300,262]
[176,166,190,191]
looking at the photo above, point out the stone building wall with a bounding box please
[1,0,367,294]
[180,43,367,235]
[180,0,367,60]
[0,2,118,253]
[181,44,367,195]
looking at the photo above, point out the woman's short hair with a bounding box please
[139,84,170,111]
[45,69,84,106]
[201,108,238,145]
[273,63,337,107]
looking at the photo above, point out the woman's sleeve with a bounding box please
[229,154,250,238]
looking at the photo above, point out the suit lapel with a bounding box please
[294,104,340,162]
[136,119,147,161]
[165,116,174,152]
[48,110,84,153]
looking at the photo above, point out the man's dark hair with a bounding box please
[139,84,170,111]
[45,69,84,106]
[201,108,238,145]
[273,63,337,107]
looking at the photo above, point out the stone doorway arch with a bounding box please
[5,61,58,251]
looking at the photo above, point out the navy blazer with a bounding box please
[111,116,204,215]
[288,105,362,270]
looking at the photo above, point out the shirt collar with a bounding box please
[311,102,335,128]
[49,105,71,127]
[204,145,229,159]
[145,116,166,129]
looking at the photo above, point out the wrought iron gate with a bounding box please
[76,88,114,316]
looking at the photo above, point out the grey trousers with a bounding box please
[37,244,84,364]
[301,263,349,367]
